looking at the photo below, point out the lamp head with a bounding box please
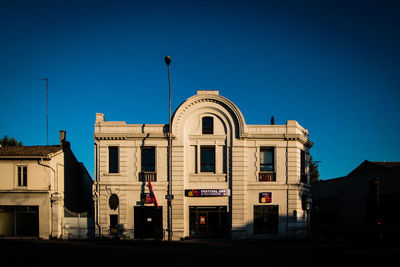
[164,56,171,66]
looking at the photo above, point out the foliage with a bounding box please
[0,135,23,147]
[309,155,320,183]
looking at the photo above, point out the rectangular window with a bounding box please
[300,150,307,183]
[200,146,215,173]
[202,117,213,134]
[17,166,27,187]
[140,147,156,181]
[254,205,279,235]
[260,147,274,172]
[108,146,119,173]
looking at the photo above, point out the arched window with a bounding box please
[202,116,213,134]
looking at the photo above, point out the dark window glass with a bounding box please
[201,146,215,172]
[141,147,155,172]
[254,205,279,234]
[202,117,213,134]
[260,148,274,172]
[300,150,307,183]
[109,146,119,173]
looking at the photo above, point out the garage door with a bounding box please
[0,206,39,237]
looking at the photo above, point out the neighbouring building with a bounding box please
[0,131,93,239]
[311,160,400,240]
[94,90,313,240]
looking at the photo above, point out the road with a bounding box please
[0,238,398,266]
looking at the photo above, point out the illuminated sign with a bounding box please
[185,189,231,197]
[141,193,155,204]
[259,192,272,203]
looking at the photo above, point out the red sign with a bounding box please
[200,216,206,225]
[259,192,272,203]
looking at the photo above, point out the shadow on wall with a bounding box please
[61,132,93,215]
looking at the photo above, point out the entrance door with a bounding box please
[189,206,228,238]
[134,206,163,240]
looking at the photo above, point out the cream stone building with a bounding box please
[94,91,313,240]
[0,131,93,239]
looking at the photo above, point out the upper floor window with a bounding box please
[140,146,156,181]
[200,146,215,173]
[17,166,27,187]
[141,147,155,172]
[259,147,275,181]
[260,147,274,172]
[300,150,307,183]
[108,146,119,173]
[202,116,213,134]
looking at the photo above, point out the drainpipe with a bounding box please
[38,158,57,238]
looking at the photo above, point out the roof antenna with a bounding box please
[270,116,275,125]
[41,78,49,145]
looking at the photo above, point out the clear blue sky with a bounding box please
[1,0,399,180]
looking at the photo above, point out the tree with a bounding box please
[0,135,23,147]
[309,155,320,184]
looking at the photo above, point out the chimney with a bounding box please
[59,130,66,146]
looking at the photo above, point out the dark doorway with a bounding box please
[253,205,279,235]
[134,206,163,240]
[0,206,39,237]
[189,206,228,238]
[109,214,118,235]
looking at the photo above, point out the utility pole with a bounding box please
[165,56,173,241]
[41,78,49,145]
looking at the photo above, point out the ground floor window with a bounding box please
[0,206,38,237]
[189,206,228,238]
[254,205,279,235]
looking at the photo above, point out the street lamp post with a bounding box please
[165,56,173,241]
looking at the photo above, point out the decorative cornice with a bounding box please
[171,93,248,138]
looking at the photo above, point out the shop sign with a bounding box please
[185,189,231,197]
[259,192,272,203]
[141,193,155,204]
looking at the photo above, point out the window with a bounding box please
[260,147,274,171]
[200,146,215,173]
[259,147,275,181]
[140,147,156,181]
[254,205,279,234]
[300,150,307,183]
[202,116,213,134]
[17,166,27,187]
[108,146,119,173]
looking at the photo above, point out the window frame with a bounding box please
[108,146,119,173]
[139,146,157,182]
[202,116,214,134]
[259,147,275,182]
[260,147,274,172]
[200,145,215,173]
[300,150,307,183]
[17,165,27,187]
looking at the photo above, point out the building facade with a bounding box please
[94,91,313,240]
[312,160,400,240]
[0,131,93,239]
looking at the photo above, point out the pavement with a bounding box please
[0,238,399,266]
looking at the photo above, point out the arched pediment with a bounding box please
[171,91,247,139]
